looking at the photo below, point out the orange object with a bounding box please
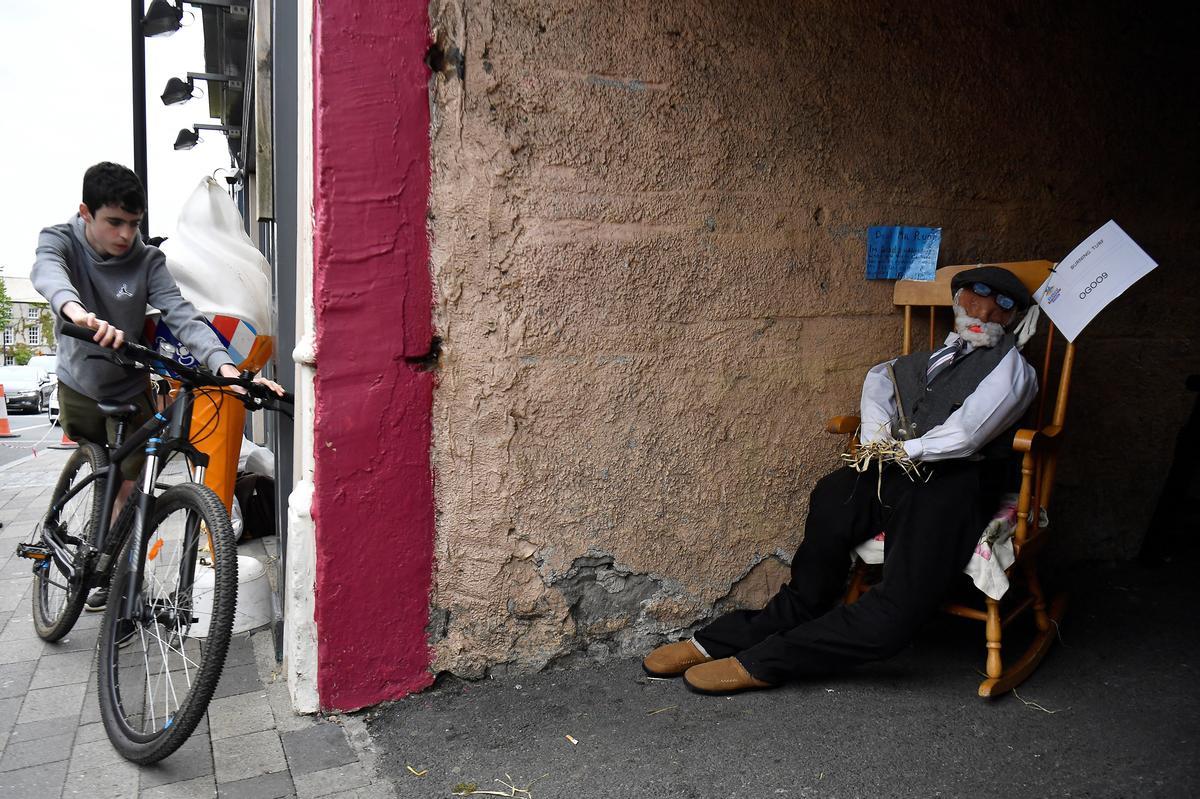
[148,539,164,561]
[49,428,78,450]
[0,384,17,438]
[188,334,275,512]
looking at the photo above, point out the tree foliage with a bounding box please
[0,277,12,335]
[12,343,31,365]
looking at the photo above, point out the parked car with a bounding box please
[48,383,60,425]
[0,365,54,414]
[27,355,57,381]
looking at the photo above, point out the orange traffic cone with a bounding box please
[49,429,78,449]
[0,384,18,438]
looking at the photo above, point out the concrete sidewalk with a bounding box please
[0,448,398,799]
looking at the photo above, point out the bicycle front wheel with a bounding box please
[32,442,108,641]
[97,482,238,764]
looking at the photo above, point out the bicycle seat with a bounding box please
[97,400,140,419]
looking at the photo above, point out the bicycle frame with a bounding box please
[41,385,212,599]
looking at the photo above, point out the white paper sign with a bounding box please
[1034,220,1157,342]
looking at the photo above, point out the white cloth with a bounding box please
[854,493,1050,599]
[858,332,1038,462]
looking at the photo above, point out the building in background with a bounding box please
[1,273,54,365]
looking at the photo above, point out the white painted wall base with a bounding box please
[283,0,320,714]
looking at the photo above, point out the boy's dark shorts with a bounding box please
[57,382,155,481]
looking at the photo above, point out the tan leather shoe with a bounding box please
[684,657,773,695]
[642,640,712,677]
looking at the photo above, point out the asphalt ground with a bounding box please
[367,559,1200,799]
[0,411,59,469]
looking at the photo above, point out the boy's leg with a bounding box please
[694,466,886,659]
[59,384,155,609]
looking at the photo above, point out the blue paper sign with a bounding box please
[865,226,942,281]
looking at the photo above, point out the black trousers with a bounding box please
[695,460,1006,684]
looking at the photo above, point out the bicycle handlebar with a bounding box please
[60,322,294,412]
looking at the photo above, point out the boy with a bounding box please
[31,161,281,610]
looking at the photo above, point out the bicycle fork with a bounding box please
[117,443,162,624]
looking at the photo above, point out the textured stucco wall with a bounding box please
[425,1,1199,677]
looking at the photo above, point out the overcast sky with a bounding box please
[0,1,231,279]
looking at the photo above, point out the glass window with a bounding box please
[26,306,40,320]
[3,327,13,346]
[27,325,41,345]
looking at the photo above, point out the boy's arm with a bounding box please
[32,228,125,348]
[31,228,84,320]
[145,255,236,375]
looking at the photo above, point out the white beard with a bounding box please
[953,303,1005,348]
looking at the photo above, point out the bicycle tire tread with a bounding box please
[32,443,108,641]
[97,482,238,764]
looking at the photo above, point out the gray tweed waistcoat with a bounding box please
[889,333,1020,460]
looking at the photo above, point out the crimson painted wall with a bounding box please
[310,0,435,709]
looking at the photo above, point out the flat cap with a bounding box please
[950,266,1033,311]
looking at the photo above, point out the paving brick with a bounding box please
[0,730,73,772]
[223,634,257,669]
[263,676,315,733]
[212,729,287,784]
[0,661,36,699]
[0,578,29,614]
[0,637,46,665]
[8,714,78,743]
[317,786,394,799]
[139,774,217,799]
[0,696,20,736]
[79,689,103,725]
[210,663,262,701]
[208,691,274,740]
[294,760,373,799]
[73,608,104,629]
[68,736,131,773]
[0,759,68,798]
[62,757,140,798]
[281,723,357,776]
[139,734,215,789]
[0,609,34,639]
[75,721,109,745]
[17,681,86,724]
[29,649,93,689]
[216,769,295,799]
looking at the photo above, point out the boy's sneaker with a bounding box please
[84,589,108,612]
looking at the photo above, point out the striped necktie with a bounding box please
[926,339,964,383]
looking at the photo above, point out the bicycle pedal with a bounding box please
[16,543,51,561]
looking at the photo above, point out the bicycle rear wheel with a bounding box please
[32,442,108,641]
[97,482,238,764]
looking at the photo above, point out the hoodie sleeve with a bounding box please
[145,252,236,373]
[31,227,84,318]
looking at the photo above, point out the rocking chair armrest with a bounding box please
[1011,424,1064,454]
[827,415,861,435]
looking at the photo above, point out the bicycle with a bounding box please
[15,322,293,764]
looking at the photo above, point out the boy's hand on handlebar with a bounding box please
[216,364,286,397]
[62,303,125,349]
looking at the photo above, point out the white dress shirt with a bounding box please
[858,333,1038,462]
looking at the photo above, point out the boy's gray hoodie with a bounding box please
[31,214,234,401]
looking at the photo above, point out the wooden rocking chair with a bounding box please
[831,260,1074,698]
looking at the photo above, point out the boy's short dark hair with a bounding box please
[82,162,146,215]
